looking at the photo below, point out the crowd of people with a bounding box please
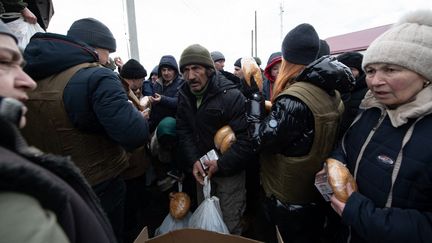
[1,1,432,242]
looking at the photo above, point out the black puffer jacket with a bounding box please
[248,56,354,155]
[177,72,253,176]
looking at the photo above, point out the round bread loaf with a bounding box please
[220,132,236,154]
[241,57,263,92]
[326,158,357,202]
[169,192,191,219]
[214,125,233,150]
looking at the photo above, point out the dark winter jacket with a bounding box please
[0,113,117,243]
[177,72,253,176]
[142,80,154,96]
[331,87,432,243]
[150,76,184,132]
[337,74,368,141]
[23,32,148,151]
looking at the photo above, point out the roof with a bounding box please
[325,24,392,55]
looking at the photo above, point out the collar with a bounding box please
[360,86,432,127]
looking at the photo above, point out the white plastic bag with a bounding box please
[154,212,191,236]
[189,176,229,234]
[154,182,191,236]
[5,17,44,49]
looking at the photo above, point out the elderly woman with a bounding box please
[329,9,432,242]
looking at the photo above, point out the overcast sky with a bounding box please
[47,0,432,73]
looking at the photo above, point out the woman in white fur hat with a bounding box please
[329,9,432,242]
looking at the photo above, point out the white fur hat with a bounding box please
[362,9,432,81]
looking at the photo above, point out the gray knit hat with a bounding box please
[211,51,225,62]
[179,44,215,72]
[363,9,432,81]
[67,18,116,53]
[0,20,17,43]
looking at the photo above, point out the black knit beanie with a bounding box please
[179,44,215,72]
[234,58,242,68]
[281,23,320,65]
[317,39,330,58]
[120,59,147,79]
[337,52,364,74]
[67,18,116,53]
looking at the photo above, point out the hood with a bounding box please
[24,32,99,80]
[158,55,179,75]
[295,56,355,96]
[264,53,282,82]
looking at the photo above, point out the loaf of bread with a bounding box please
[265,100,272,112]
[169,192,191,220]
[220,132,236,154]
[326,158,357,202]
[241,57,263,92]
[214,125,236,154]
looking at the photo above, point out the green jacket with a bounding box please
[0,192,69,243]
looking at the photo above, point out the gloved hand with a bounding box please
[241,75,261,99]
[245,93,265,123]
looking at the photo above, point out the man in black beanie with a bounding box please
[120,59,147,96]
[22,18,149,242]
[177,44,253,235]
[336,51,367,139]
[233,57,244,79]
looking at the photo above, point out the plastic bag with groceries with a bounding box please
[154,182,191,235]
[189,176,229,234]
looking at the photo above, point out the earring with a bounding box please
[424,81,431,88]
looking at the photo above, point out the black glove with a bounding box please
[241,75,260,98]
[246,92,265,123]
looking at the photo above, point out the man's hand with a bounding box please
[205,159,219,179]
[114,57,123,69]
[21,7,37,24]
[330,182,354,216]
[150,93,161,104]
[193,161,206,185]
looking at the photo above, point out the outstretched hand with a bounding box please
[21,7,37,24]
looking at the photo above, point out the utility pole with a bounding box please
[280,2,284,40]
[251,30,254,56]
[254,10,258,57]
[125,0,140,61]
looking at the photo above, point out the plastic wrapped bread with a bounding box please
[326,158,357,202]
[169,192,191,220]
